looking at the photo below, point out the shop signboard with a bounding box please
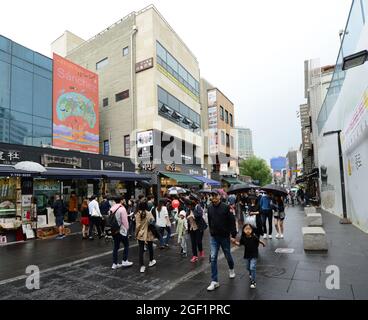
[103,161,124,171]
[0,149,21,165]
[135,58,154,73]
[41,154,82,168]
[137,130,154,148]
[53,53,99,153]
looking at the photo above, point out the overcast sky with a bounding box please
[1,0,352,162]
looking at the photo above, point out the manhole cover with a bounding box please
[257,265,285,277]
[275,248,295,254]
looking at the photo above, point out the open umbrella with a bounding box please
[198,189,213,194]
[168,187,187,195]
[228,183,258,194]
[261,184,288,197]
[14,161,47,173]
[213,189,228,198]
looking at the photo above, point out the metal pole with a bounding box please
[337,132,350,224]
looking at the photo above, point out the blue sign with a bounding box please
[270,157,286,171]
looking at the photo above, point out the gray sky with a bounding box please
[0,0,352,162]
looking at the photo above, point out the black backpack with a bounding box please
[105,205,122,235]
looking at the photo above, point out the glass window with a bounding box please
[103,98,109,107]
[0,36,11,53]
[96,57,108,70]
[188,74,195,90]
[220,106,224,120]
[230,113,233,127]
[115,90,129,102]
[0,50,11,64]
[103,140,109,155]
[11,66,33,114]
[12,56,34,73]
[0,61,11,109]
[10,120,32,145]
[221,131,225,145]
[34,53,52,71]
[33,75,52,118]
[124,135,130,157]
[123,46,129,56]
[33,125,52,146]
[157,42,167,62]
[225,110,229,124]
[0,118,10,143]
[178,65,188,83]
[179,102,189,118]
[158,87,168,105]
[33,116,51,128]
[12,42,33,63]
[34,65,52,79]
[226,134,230,147]
[11,111,32,124]
[168,94,180,112]
[167,53,178,73]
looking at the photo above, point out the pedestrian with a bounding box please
[187,200,206,263]
[68,191,78,223]
[135,199,157,273]
[111,197,133,270]
[234,224,266,289]
[53,194,67,240]
[100,194,111,234]
[207,190,237,291]
[88,195,103,240]
[247,196,263,239]
[175,209,188,257]
[155,199,171,249]
[260,192,273,239]
[127,199,137,239]
[273,196,286,239]
[80,199,90,240]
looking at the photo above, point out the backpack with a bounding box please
[105,205,122,235]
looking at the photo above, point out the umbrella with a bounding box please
[198,189,213,194]
[189,193,200,202]
[213,189,228,198]
[261,184,288,197]
[228,183,258,194]
[168,187,187,195]
[14,161,47,173]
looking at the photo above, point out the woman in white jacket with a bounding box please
[88,195,103,240]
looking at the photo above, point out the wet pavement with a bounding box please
[1,206,368,300]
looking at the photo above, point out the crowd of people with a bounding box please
[51,188,287,290]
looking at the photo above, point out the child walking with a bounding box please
[176,209,188,257]
[234,223,265,289]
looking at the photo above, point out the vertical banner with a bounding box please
[53,53,99,153]
[208,89,218,155]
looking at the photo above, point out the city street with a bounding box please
[1,205,367,300]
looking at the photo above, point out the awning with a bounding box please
[193,176,221,187]
[160,172,202,185]
[102,171,151,181]
[0,165,40,177]
[222,177,243,185]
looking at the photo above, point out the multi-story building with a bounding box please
[200,78,238,188]
[236,127,254,160]
[52,5,206,196]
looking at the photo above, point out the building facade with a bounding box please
[236,127,254,160]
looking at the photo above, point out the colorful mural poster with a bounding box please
[52,53,99,153]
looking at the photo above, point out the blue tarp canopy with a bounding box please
[193,176,221,186]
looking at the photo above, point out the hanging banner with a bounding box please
[52,53,99,153]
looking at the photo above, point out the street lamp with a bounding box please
[323,130,351,224]
[342,50,368,71]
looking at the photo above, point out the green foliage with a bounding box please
[239,156,272,187]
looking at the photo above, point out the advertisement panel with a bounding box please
[52,54,99,153]
[208,89,217,108]
[137,130,154,148]
[208,106,218,155]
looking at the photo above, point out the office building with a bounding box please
[236,127,254,160]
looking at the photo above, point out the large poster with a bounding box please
[52,53,99,153]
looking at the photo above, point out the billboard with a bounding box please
[208,105,218,155]
[270,157,287,171]
[52,53,99,153]
[208,89,217,108]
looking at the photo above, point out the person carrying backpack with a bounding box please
[260,192,274,239]
[110,197,133,270]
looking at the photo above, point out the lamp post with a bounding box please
[323,130,351,224]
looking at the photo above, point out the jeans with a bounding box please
[245,258,257,282]
[262,210,273,235]
[138,240,154,266]
[112,233,129,264]
[189,229,203,257]
[210,236,235,282]
[159,226,171,246]
[180,235,188,254]
[89,216,103,238]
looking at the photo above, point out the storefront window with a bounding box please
[0,177,18,218]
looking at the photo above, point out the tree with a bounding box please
[239,156,272,187]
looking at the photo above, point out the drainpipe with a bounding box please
[130,23,138,170]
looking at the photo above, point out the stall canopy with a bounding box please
[102,171,151,181]
[0,165,40,177]
[193,176,221,187]
[160,172,202,185]
[222,177,243,185]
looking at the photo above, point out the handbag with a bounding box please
[244,214,257,227]
[148,219,161,239]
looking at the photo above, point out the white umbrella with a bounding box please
[168,187,187,195]
[14,161,47,173]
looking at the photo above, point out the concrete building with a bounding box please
[236,127,254,160]
[200,78,238,186]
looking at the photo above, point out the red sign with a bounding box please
[52,53,99,153]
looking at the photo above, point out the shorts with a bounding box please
[274,211,286,220]
[55,216,64,227]
[81,217,90,226]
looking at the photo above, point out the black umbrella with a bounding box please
[189,193,201,202]
[198,189,214,194]
[228,183,258,194]
[261,184,288,196]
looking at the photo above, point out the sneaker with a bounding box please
[276,233,280,239]
[148,260,157,267]
[199,251,205,258]
[181,252,188,258]
[268,235,273,239]
[263,233,267,238]
[164,244,169,248]
[121,261,133,268]
[280,234,284,239]
[250,281,257,289]
[89,237,94,241]
[207,281,220,291]
[229,269,236,279]
[190,256,198,263]
[140,266,146,273]
[112,263,122,270]
[55,235,64,240]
